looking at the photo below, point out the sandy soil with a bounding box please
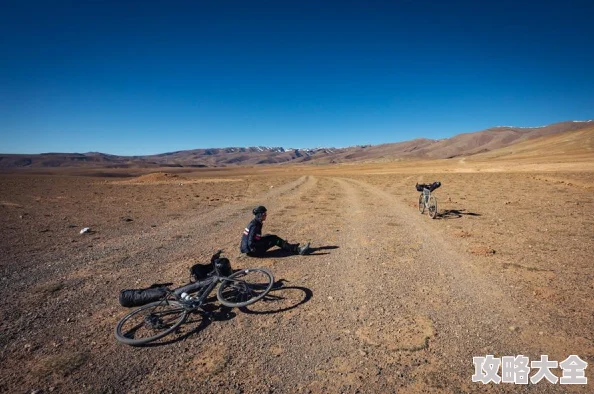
[1,164,593,393]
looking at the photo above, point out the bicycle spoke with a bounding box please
[217,268,274,308]
[115,301,187,345]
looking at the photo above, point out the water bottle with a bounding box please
[180,292,191,301]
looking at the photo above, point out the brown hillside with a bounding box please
[469,125,594,162]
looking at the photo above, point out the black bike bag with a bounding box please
[416,182,441,192]
[119,285,170,307]
[429,181,441,191]
[190,262,214,282]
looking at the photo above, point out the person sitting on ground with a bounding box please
[240,206,310,257]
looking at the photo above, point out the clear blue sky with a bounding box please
[1,0,593,155]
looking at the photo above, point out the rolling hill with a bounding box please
[1,120,592,169]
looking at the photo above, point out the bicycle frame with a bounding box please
[422,188,431,207]
[169,275,225,310]
[169,271,253,310]
[419,188,438,219]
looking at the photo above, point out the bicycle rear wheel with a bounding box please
[115,300,188,346]
[428,196,438,219]
[418,193,425,214]
[217,268,274,308]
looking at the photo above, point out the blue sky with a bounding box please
[1,0,593,155]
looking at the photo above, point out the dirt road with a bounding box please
[1,171,593,393]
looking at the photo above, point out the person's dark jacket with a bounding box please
[240,218,262,253]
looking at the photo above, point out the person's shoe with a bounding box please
[298,242,311,255]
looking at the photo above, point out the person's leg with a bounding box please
[260,234,283,249]
[249,235,307,256]
[259,234,303,255]
[249,235,284,256]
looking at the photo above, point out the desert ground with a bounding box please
[1,159,594,393]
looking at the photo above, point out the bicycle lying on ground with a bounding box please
[416,182,441,219]
[114,251,274,346]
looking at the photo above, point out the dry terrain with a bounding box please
[1,157,594,393]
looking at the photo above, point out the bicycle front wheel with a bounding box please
[418,193,425,214]
[217,268,274,308]
[115,300,188,346]
[428,196,438,219]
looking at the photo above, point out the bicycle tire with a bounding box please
[428,196,438,219]
[217,268,274,308]
[115,300,188,346]
[418,193,425,214]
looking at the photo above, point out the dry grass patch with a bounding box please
[453,230,471,238]
[35,281,65,294]
[33,352,88,378]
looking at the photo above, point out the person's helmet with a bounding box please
[214,257,233,277]
[253,205,267,215]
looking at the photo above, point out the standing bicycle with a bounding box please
[416,181,441,219]
[114,250,274,346]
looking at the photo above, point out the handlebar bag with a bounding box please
[190,262,215,282]
[429,182,441,191]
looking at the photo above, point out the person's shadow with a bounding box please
[256,245,339,258]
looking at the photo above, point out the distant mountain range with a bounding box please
[1,120,592,169]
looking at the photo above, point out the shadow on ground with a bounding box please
[140,304,236,348]
[240,280,313,314]
[438,209,481,220]
[255,245,339,258]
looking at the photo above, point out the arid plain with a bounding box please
[1,136,594,392]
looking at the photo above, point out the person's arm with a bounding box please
[247,222,258,252]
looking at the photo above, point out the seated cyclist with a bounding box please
[240,206,310,257]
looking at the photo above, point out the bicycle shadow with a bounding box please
[437,209,481,220]
[239,280,313,314]
[256,245,339,258]
[139,304,237,347]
